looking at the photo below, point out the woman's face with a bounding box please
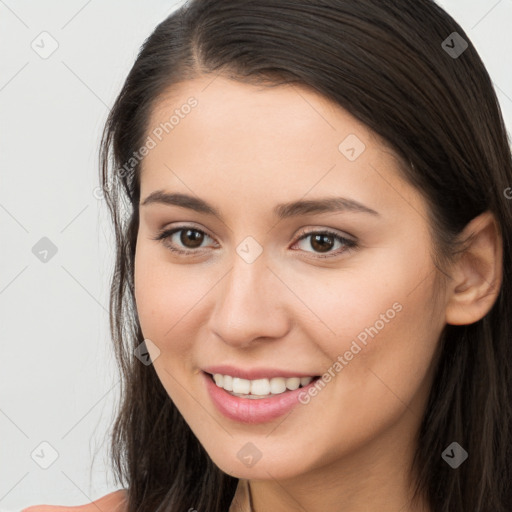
[134,75,446,483]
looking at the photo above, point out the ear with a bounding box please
[444,211,503,326]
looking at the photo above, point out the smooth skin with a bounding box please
[133,75,502,512]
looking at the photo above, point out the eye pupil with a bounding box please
[181,229,204,248]
[311,234,334,253]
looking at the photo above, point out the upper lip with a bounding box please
[202,365,319,380]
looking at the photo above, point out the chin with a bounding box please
[206,445,311,481]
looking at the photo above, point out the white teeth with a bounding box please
[300,377,313,387]
[223,374,233,391]
[232,377,251,394]
[286,377,301,390]
[269,377,286,394]
[212,373,316,397]
[250,378,270,395]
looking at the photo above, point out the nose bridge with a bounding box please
[209,245,290,347]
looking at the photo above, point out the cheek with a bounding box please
[133,241,214,359]
[286,235,440,375]
[279,252,441,462]
[134,240,180,347]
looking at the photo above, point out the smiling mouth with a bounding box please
[205,371,321,399]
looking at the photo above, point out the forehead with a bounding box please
[139,75,423,222]
[146,75,383,152]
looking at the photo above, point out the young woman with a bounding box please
[23,0,512,511]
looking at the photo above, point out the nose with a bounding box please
[207,254,291,349]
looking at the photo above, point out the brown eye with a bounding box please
[152,226,215,254]
[292,229,357,258]
[179,228,205,249]
[309,233,335,253]
[152,225,357,259]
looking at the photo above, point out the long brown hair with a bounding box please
[99,1,512,510]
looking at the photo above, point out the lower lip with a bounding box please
[203,371,319,424]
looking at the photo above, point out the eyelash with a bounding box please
[151,225,358,259]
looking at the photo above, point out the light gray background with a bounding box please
[1,1,511,510]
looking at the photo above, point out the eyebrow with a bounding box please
[140,190,380,220]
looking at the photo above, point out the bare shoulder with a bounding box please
[21,489,128,512]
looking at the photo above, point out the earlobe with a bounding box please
[445,211,503,326]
